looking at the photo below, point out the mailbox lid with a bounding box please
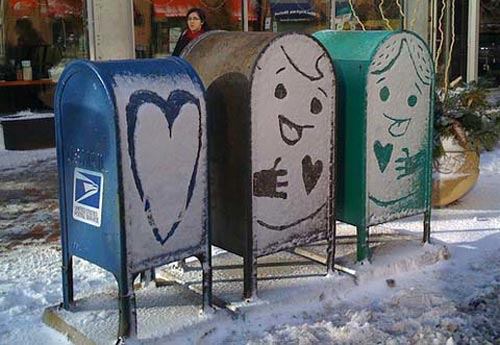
[182,32,280,256]
[314,30,392,62]
[55,60,122,274]
[96,58,209,272]
[56,58,209,274]
[314,31,393,227]
[182,31,277,86]
[314,30,434,226]
[250,32,336,254]
[365,31,434,224]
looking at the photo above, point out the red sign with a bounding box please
[10,0,38,16]
[46,0,83,17]
[230,0,258,21]
[154,0,256,21]
[154,0,195,19]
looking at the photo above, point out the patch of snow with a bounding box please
[0,111,54,122]
[0,147,55,173]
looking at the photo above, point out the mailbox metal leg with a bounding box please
[117,277,137,338]
[356,226,370,262]
[139,268,156,286]
[243,253,257,300]
[62,254,74,309]
[197,253,212,310]
[326,220,336,275]
[423,210,431,244]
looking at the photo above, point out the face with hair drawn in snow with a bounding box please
[366,33,433,221]
[251,35,335,236]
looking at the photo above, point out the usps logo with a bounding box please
[73,168,104,227]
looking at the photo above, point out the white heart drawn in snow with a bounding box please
[126,89,202,245]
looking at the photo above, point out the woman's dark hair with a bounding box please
[15,18,45,46]
[187,8,209,31]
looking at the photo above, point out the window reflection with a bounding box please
[0,0,88,113]
[266,0,330,33]
[2,0,88,80]
[479,0,500,81]
[134,0,332,58]
[353,0,402,30]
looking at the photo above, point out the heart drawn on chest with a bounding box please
[126,89,202,245]
[373,140,393,173]
[302,155,323,195]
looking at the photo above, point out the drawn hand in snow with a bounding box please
[253,157,288,199]
[395,148,425,180]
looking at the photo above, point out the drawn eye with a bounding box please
[380,86,390,102]
[274,83,287,99]
[407,95,417,107]
[310,97,322,114]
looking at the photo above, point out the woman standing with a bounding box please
[172,8,209,56]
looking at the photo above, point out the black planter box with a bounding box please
[0,113,55,150]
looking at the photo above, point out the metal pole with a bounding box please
[0,0,5,64]
[423,210,431,243]
[85,0,96,60]
[129,0,136,58]
[401,0,406,30]
[242,0,249,32]
[330,0,336,30]
[467,0,480,82]
[406,0,430,45]
[430,0,438,59]
[87,0,135,60]
[444,0,451,80]
[356,226,370,262]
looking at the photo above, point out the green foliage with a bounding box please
[434,83,500,158]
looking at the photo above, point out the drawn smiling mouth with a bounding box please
[278,114,314,146]
[383,113,412,137]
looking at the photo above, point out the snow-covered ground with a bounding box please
[0,145,499,344]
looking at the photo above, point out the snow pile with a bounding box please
[0,112,53,122]
[479,148,500,175]
[246,238,499,345]
[0,246,115,344]
[0,147,55,173]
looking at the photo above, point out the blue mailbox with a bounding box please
[55,58,211,338]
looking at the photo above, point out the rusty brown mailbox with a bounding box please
[182,31,337,299]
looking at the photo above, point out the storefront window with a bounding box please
[336,0,402,31]
[479,0,500,82]
[259,0,331,33]
[133,0,332,58]
[0,0,88,112]
[133,0,252,58]
[132,0,410,59]
[2,0,88,80]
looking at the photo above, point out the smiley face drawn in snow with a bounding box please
[366,33,433,220]
[251,35,335,233]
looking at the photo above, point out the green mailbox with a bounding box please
[314,30,434,261]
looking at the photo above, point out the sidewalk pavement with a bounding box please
[43,223,446,344]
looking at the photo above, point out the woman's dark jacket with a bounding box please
[172,30,191,57]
